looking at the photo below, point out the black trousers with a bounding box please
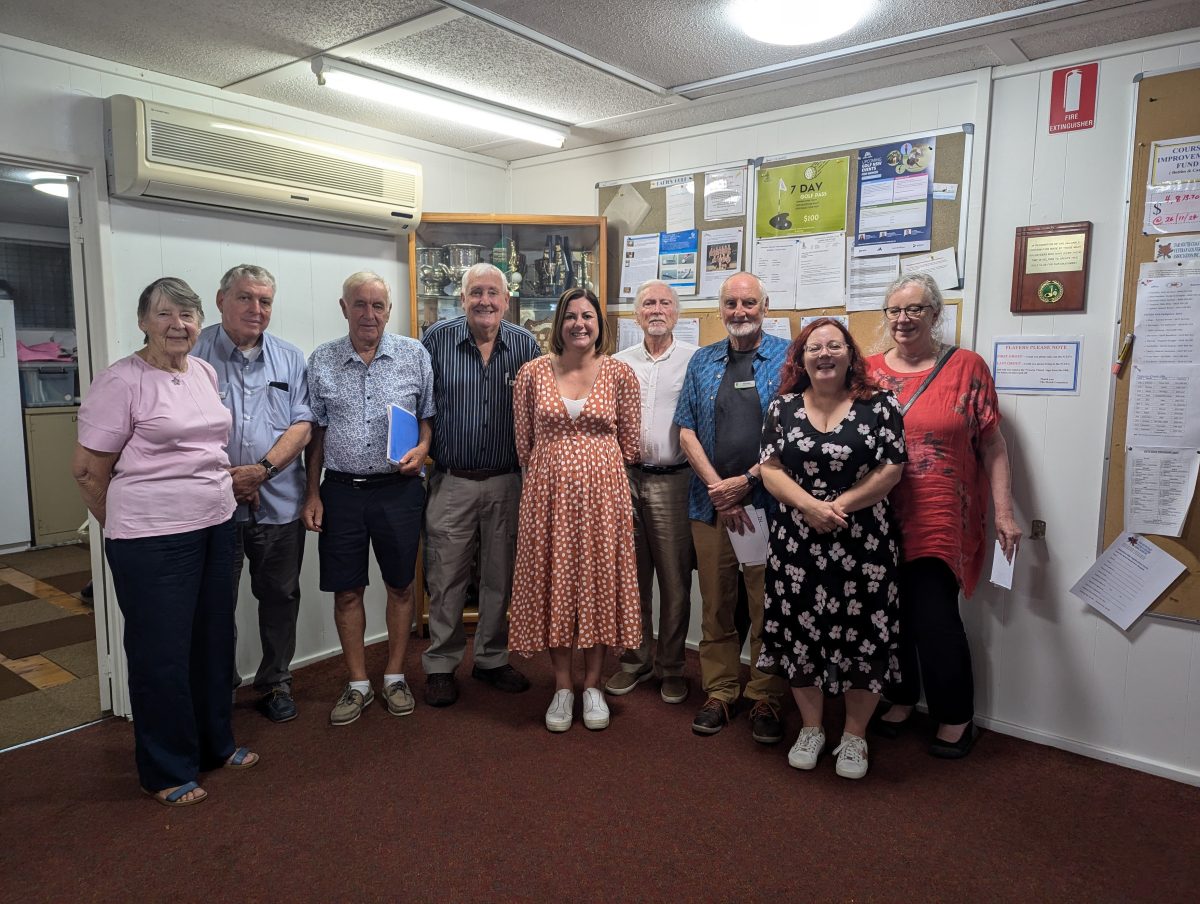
[105,520,237,792]
[232,519,306,693]
[887,557,975,725]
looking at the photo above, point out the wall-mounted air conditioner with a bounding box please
[104,94,422,235]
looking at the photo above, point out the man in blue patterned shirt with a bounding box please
[302,271,434,727]
[674,272,789,743]
[419,263,540,707]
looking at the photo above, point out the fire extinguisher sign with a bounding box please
[1049,62,1099,134]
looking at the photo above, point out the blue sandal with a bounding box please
[145,780,207,807]
[224,746,259,770]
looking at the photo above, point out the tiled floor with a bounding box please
[0,544,103,749]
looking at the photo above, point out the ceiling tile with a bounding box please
[348,15,672,125]
[0,0,441,86]
[464,0,1084,88]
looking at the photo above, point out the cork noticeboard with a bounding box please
[599,129,971,358]
[1102,67,1200,623]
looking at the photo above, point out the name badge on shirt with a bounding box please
[734,380,756,390]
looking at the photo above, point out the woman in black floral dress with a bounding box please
[758,318,906,780]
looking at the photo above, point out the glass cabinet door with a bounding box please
[409,214,606,353]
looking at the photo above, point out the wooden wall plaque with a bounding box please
[1010,221,1092,313]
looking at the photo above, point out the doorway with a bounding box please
[0,161,106,750]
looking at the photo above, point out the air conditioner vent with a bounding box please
[105,95,422,235]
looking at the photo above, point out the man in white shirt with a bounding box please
[605,280,698,704]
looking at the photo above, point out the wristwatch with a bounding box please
[258,457,280,480]
[743,470,761,489]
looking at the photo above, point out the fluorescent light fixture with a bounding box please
[27,170,70,181]
[312,56,569,148]
[729,0,874,45]
[32,180,69,198]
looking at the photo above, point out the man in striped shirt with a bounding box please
[420,263,541,707]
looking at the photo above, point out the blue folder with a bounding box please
[387,404,419,464]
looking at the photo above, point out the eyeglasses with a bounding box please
[803,341,846,355]
[884,304,931,320]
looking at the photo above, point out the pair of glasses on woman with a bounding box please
[804,341,846,354]
[883,304,932,320]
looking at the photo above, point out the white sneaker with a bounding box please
[545,689,574,733]
[787,726,826,770]
[833,732,869,779]
[581,687,610,730]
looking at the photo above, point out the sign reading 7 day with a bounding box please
[756,156,850,238]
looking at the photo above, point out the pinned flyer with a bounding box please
[1069,532,1186,631]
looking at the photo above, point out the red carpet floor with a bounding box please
[2,638,1197,903]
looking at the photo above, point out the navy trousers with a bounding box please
[106,519,237,792]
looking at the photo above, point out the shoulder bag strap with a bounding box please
[897,346,958,416]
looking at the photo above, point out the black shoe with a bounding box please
[869,703,913,740]
[749,699,783,745]
[424,672,459,707]
[692,697,732,735]
[471,663,531,693]
[930,722,978,759]
[256,689,298,723]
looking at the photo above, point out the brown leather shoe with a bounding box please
[692,697,732,735]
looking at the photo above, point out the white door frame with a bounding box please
[2,152,127,718]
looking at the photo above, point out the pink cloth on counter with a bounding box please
[17,340,69,361]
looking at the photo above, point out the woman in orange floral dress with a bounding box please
[509,287,642,733]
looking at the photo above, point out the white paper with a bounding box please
[989,540,1015,589]
[1127,365,1200,448]
[699,226,743,298]
[940,301,960,347]
[1139,259,1200,279]
[617,318,642,352]
[618,233,660,301]
[602,183,652,238]
[932,182,958,200]
[801,314,848,330]
[1070,532,1187,631]
[992,337,1083,395]
[665,182,695,233]
[726,505,770,566]
[795,231,846,310]
[704,167,747,220]
[846,250,899,312]
[900,247,959,291]
[1124,447,1200,537]
[1132,275,1200,366]
[763,318,792,342]
[675,318,700,347]
[1144,136,1200,234]
[1155,234,1200,260]
[754,237,802,310]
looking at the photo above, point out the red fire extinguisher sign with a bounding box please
[1049,62,1098,134]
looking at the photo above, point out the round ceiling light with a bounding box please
[33,180,69,198]
[730,0,874,46]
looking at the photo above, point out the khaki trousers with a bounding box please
[422,471,521,673]
[691,518,785,706]
[619,467,694,678]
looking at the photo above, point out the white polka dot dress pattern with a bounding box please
[508,355,643,655]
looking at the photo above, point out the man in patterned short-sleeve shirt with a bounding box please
[303,271,434,727]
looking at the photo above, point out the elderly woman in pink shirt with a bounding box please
[73,277,258,807]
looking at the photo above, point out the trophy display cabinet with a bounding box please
[407,212,607,353]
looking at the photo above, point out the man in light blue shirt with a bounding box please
[192,265,314,723]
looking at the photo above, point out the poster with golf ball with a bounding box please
[755,156,849,239]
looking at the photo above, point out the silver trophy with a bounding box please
[416,246,448,297]
[442,243,486,296]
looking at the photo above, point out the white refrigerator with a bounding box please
[0,298,31,549]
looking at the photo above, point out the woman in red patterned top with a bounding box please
[865,274,1021,758]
